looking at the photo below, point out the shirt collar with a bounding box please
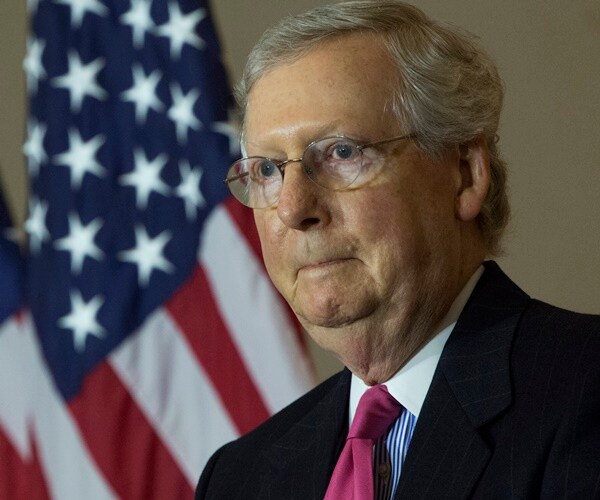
[349,266,484,422]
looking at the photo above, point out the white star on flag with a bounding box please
[119,0,155,49]
[174,160,206,221]
[54,213,105,274]
[53,128,106,189]
[24,198,50,254]
[54,0,108,29]
[118,226,174,287]
[58,290,106,353]
[23,36,46,94]
[119,149,170,209]
[121,64,164,124]
[52,50,107,112]
[23,119,48,177]
[155,2,206,59]
[168,83,202,144]
[212,108,242,157]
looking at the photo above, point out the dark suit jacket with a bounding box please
[196,262,600,499]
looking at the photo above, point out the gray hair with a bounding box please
[236,0,509,255]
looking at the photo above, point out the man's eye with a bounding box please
[257,159,278,178]
[331,143,358,160]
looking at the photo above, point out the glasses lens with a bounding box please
[304,137,363,189]
[226,158,282,208]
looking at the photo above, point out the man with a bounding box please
[197,1,600,498]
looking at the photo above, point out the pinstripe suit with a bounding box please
[196,262,600,499]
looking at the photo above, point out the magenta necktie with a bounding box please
[324,385,403,500]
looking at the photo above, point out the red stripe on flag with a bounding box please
[222,198,309,352]
[167,264,270,435]
[68,361,193,500]
[223,197,263,265]
[0,424,51,500]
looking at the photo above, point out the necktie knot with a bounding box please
[348,385,402,441]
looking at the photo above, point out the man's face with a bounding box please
[246,34,467,378]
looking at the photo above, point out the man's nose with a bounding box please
[276,161,329,231]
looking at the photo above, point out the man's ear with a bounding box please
[455,136,490,222]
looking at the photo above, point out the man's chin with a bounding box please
[296,300,376,332]
[293,278,377,320]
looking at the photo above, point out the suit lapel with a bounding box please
[395,372,491,499]
[396,262,530,498]
[262,369,351,499]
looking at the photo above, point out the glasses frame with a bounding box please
[224,132,417,206]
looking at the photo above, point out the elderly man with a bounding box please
[197,1,600,498]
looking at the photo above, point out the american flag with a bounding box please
[0,0,316,498]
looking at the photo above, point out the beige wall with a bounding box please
[0,1,28,227]
[2,1,599,380]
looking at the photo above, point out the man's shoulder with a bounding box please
[219,369,348,456]
[516,298,600,363]
[196,370,349,499]
[506,297,600,428]
[447,261,600,416]
[524,298,600,327]
[481,263,600,371]
[470,261,600,342]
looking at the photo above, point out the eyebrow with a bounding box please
[243,121,358,158]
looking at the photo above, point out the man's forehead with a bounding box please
[244,34,400,150]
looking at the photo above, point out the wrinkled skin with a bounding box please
[246,34,489,384]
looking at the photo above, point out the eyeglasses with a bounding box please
[224,133,416,208]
